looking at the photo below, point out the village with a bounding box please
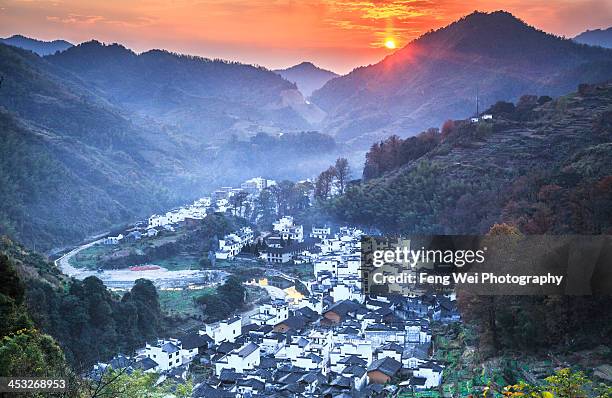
[84,176,461,398]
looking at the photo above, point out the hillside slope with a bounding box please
[0,44,189,249]
[47,41,320,139]
[0,237,164,368]
[326,82,612,235]
[0,43,341,250]
[312,11,612,147]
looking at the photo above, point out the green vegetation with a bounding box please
[1,237,164,368]
[70,214,247,271]
[194,276,246,321]
[427,322,611,398]
[83,369,192,398]
[322,83,612,235]
[159,288,214,317]
[283,263,315,280]
[0,241,74,389]
[69,245,109,269]
[0,43,179,251]
[0,42,339,252]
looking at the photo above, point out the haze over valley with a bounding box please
[2,10,612,251]
[1,4,611,397]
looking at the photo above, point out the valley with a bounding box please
[0,7,611,398]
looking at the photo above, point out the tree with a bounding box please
[0,328,67,378]
[217,276,246,309]
[441,119,455,140]
[334,158,351,195]
[194,294,231,320]
[315,166,336,200]
[270,180,295,216]
[125,279,162,340]
[545,369,589,398]
[288,181,313,213]
[229,191,249,217]
[86,368,192,398]
[255,188,276,225]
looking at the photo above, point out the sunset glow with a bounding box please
[385,38,397,49]
[0,0,610,73]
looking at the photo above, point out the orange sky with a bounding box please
[1,0,611,74]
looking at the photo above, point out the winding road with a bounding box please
[54,240,227,290]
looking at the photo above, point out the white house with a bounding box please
[241,177,269,194]
[148,214,169,228]
[329,340,373,373]
[376,343,403,362]
[216,235,242,260]
[265,247,294,264]
[203,316,241,345]
[278,336,310,360]
[214,342,260,376]
[405,320,431,344]
[301,296,324,314]
[250,302,289,326]
[293,353,325,371]
[314,256,341,278]
[311,226,331,239]
[412,361,444,388]
[260,333,286,355]
[215,227,253,260]
[364,323,406,348]
[272,216,304,242]
[142,339,191,371]
[330,283,364,304]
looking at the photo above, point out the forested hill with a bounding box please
[324,82,612,235]
[47,41,320,139]
[0,42,340,251]
[311,11,612,147]
[0,43,184,250]
[0,237,163,369]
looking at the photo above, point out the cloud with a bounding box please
[46,13,155,27]
[321,0,457,47]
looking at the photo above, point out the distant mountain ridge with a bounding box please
[275,61,339,97]
[47,41,324,139]
[0,34,73,55]
[311,11,612,147]
[574,27,612,48]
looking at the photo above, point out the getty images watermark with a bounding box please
[360,235,612,296]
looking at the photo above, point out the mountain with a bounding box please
[275,61,339,97]
[311,11,612,147]
[0,43,187,249]
[0,42,340,250]
[0,34,73,55]
[574,27,612,48]
[47,41,325,138]
[325,82,612,235]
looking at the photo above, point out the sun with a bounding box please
[385,38,396,49]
